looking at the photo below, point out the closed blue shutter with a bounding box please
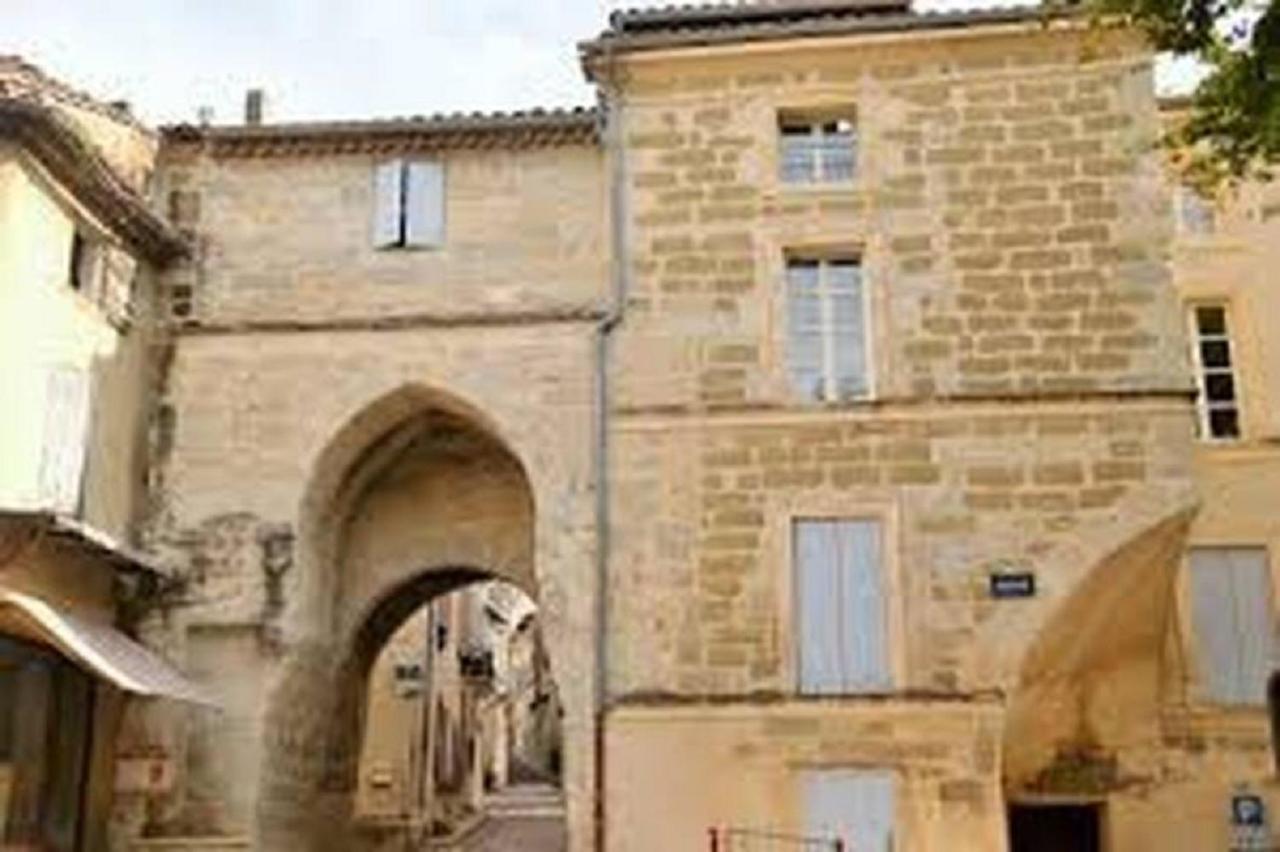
[840,519,889,691]
[796,519,889,694]
[803,769,895,852]
[797,521,843,694]
[1190,548,1275,704]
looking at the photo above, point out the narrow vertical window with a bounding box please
[1189,304,1241,440]
[67,233,99,294]
[373,159,445,249]
[787,258,869,403]
[1188,547,1275,705]
[794,519,889,694]
[780,115,857,185]
[802,769,895,852]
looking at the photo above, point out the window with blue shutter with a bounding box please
[1189,547,1275,705]
[802,769,895,852]
[795,519,890,694]
[372,159,445,249]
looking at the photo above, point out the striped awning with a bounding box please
[0,590,217,706]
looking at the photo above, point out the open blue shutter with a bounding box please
[797,521,842,694]
[803,769,895,852]
[373,160,404,248]
[840,519,889,691]
[405,161,445,247]
[37,367,91,514]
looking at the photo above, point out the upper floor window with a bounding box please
[68,232,102,294]
[1189,304,1241,441]
[373,159,445,250]
[1175,185,1217,236]
[794,518,890,695]
[779,113,857,185]
[1187,547,1275,705]
[786,257,870,403]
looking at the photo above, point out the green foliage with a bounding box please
[1093,0,1280,186]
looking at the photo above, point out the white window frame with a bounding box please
[778,115,858,186]
[785,256,875,404]
[1186,301,1243,442]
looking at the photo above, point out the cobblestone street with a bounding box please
[462,816,567,852]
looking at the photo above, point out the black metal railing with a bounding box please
[709,827,845,851]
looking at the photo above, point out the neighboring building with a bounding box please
[0,59,203,852]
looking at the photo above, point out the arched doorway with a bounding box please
[253,389,569,850]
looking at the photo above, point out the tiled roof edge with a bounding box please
[160,106,602,157]
[0,98,187,264]
[582,4,1069,66]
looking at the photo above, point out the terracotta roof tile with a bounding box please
[161,106,601,158]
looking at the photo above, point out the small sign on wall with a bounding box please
[989,572,1036,600]
[1230,791,1271,850]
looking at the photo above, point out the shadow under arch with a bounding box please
[257,382,544,850]
[1002,507,1197,795]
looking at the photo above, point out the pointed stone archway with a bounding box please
[252,384,592,851]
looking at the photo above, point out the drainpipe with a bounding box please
[592,48,630,852]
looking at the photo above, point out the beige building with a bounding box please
[0,58,204,852]
[5,2,1280,850]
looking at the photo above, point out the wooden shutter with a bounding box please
[37,367,91,515]
[803,769,896,852]
[373,160,405,248]
[796,519,890,694]
[1190,548,1275,704]
[405,161,445,248]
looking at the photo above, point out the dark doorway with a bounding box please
[1009,803,1103,852]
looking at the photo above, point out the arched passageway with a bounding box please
[252,388,571,851]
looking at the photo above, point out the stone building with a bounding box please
[5,1,1280,850]
[0,58,206,851]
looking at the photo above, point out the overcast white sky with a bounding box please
[0,0,1195,126]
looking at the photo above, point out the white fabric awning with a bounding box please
[0,590,217,706]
